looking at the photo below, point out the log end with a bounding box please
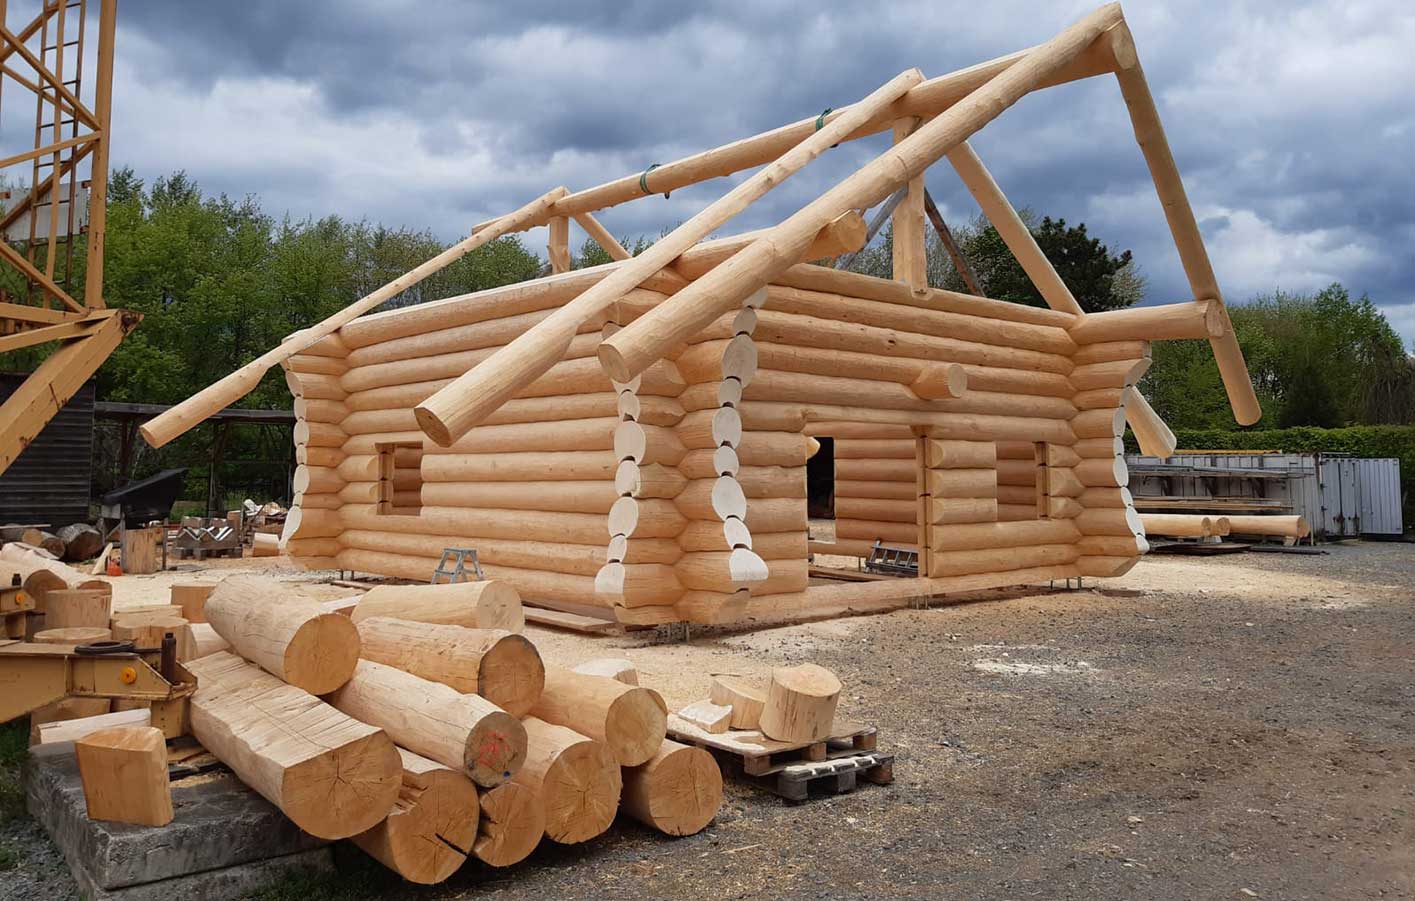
[283,728,402,840]
[474,782,545,867]
[605,688,670,766]
[542,739,622,844]
[479,634,546,718]
[464,709,530,787]
[283,613,362,695]
[625,742,723,836]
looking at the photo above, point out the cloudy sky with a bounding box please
[57,2,1415,342]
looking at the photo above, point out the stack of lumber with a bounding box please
[61,576,725,886]
[0,523,105,562]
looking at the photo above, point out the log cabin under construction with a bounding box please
[141,3,1261,628]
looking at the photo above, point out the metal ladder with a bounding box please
[864,540,918,576]
[431,548,483,584]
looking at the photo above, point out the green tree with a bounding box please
[847,211,1143,313]
[1143,284,1415,430]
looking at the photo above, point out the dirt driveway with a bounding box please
[4,543,1412,900]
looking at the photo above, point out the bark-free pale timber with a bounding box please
[330,660,528,787]
[571,657,638,684]
[709,675,767,729]
[529,665,668,766]
[183,621,229,660]
[474,781,545,867]
[75,726,173,827]
[205,575,360,694]
[621,739,723,836]
[515,716,621,844]
[598,5,1123,381]
[209,4,1254,631]
[355,617,545,717]
[185,652,402,840]
[415,69,924,445]
[252,532,280,557]
[351,748,480,885]
[139,186,571,448]
[42,588,111,630]
[351,580,524,633]
[759,664,841,743]
[676,700,732,734]
[170,583,215,623]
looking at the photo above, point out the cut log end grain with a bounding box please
[606,689,670,766]
[281,612,365,695]
[621,740,723,836]
[759,663,842,743]
[351,750,480,885]
[474,782,545,867]
[477,633,546,717]
[464,708,528,786]
[518,717,622,845]
[531,666,668,767]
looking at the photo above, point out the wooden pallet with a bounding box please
[171,545,242,560]
[667,715,893,801]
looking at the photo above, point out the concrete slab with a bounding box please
[24,741,333,899]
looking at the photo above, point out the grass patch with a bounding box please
[0,718,29,824]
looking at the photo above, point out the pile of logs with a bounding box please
[0,523,105,564]
[56,576,724,886]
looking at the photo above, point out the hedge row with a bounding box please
[1132,425,1413,528]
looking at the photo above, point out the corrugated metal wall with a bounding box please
[1353,458,1404,535]
[1126,452,1404,539]
[0,373,96,527]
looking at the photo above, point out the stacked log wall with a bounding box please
[281,261,1152,625]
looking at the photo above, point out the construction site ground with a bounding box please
[2,541,1412,900]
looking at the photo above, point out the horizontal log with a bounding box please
[1075,555,1140,577]
[927,469,999,498]
[809,537,918,557]
[752,309,1073,374]
[1223,515,1310,539]
[330,660,528,787]
[835,458,915,482]
[996,483,1038,505]
[1069,299,1224,344]
[834,518,918,543]
[926,497,999,525]
[341,417,618,456]
[1071,406,1127,439]
[419,481,618,514]
[755,558,811,596]
[420,450,618,482]
[593,562,685,607]
[1071,340,1150,366]
[1070,359,1150,391]
[834,496,917,524]
[997,503,1040,521]
[1075,456,1128,487]
[186,652,401,840]
[927,543,1078,576]
[834,479,917,501]
[1076,534,1148,556]
[930,519,1078,552]
[764,285,1076,355]
[614,421,689,466]
[339,549,602,609]
[356,617,544,717]
[1074,506,1145,537]
[834,439,917,460]
[925,439,994,469]
[805,422,917,439]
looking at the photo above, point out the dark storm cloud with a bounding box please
[106,1,1415,344]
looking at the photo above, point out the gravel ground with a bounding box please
[2,541,1412,900]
